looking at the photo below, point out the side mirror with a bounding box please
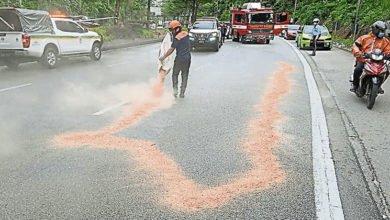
[329,30,333,34]
[297,30,302,34]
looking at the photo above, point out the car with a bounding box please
[149,23,157,29]
[189,18,222,52]
[163,21,171,28]
[284,24,300,40]
[0,7,103,69]
[296,25,333,50]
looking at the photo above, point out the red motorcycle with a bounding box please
[355,49,389,109]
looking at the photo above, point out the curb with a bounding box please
[102,38,163,51]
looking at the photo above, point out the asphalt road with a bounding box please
[301,45,390,218]
[0,38,382,219]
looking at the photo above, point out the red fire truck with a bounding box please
[230,2,289,44]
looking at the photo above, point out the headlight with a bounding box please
[211,32,218,37]
[372,54,384,61]
[248,30,252,34]
[189,32,194,37]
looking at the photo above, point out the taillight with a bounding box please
[22,35,30,48]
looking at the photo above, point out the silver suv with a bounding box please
[189,18,222,52]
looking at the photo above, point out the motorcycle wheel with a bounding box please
[367,83,379,109]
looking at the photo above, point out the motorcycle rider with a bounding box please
[311,18,321,56]
[351,21,390,93]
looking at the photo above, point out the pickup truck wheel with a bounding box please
[90,43,102,61]
[214,41,219,52]
[42,47,58,69]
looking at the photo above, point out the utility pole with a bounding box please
[353,0,362,40]
[114,0,120,25]
[292,0,298,24]
[147,0,151,29]
[215,0,218,17]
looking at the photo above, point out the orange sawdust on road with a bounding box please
[53,62,294,212]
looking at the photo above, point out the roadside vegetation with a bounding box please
[0,0,159,41]
[2,0,390,44]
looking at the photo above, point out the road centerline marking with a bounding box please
[0,83,33,93]
[92,101,129,116]
[284,39,345,220]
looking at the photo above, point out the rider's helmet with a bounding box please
[372,21,387,38]
[313,18,320,26]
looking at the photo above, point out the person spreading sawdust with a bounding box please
[153,31,175,97]
[159,20,191,98]
[158,31,175,83]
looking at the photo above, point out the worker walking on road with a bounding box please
[159,20,191,98]
[221,23,227,44]
[311,18,321,56]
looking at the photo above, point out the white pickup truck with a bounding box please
[0,7,103,69]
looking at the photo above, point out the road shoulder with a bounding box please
[298,45,386,219]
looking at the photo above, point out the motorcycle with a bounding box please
[353,49,389,109]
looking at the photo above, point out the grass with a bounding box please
[333,35,354,48]
[88,26,113,42]
[140,29,156,38]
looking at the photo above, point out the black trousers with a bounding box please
[353,62,365,86]
[311,35,318,55]
[172,59,191,95]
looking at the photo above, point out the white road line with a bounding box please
[92,101,128,116]
[0,83,32,93]
[284,39,345,220]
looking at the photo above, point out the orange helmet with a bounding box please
[169,20,181,29]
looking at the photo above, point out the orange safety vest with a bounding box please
[352,33,390,62]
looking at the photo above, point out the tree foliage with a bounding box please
[2,0,390,34]
[0,0,150,22]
